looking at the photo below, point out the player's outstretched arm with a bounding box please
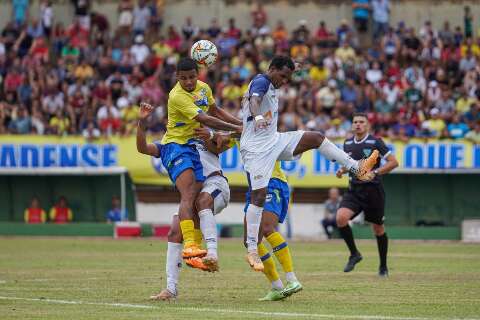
[195,112,242,134]
[136,103,160,157]
[208,104,242,126]
[194,127,234,154]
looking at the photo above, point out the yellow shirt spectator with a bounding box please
[50,116,70,135]
[456,97,477,114]
[74,64,94,80]
[309,66,330,83]
[335,46,356,62]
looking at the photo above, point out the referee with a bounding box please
[335,113,398,277]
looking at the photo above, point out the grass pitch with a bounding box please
[0,237,479,320]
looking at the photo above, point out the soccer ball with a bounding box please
[190,40,218,67]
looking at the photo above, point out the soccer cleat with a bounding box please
[379,267,389,278]
[281,281,303,297]
[258,289,287,301]
[150,289,176,301]
[182,243,207,259]
[202,254,219,272]
[245,252,264,272]
[185,257,210,272]
[353,150,379,181]
[343,253,363,272]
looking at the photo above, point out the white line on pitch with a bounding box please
[0,296,478,320]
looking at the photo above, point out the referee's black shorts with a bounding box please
[339,183,385,225]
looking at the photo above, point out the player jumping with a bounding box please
[240,56,379,272]
[136,58,241,262]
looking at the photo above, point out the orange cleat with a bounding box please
[150,289,176,301]
[202,254,219,272]
[246,252,264,272]
[182,243,207,259]
[355,150,379,181]
[185,257,210,272]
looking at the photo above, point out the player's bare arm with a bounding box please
[208,104,242,126]
[249,95,269,130]
[194,112,242,134]
[375,154,398,176]
[336,166,349,179]
[136,102,160,157]
[194,127,234,154]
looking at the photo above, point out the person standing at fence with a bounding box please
[335,113,398,277]
[321,188,341,239]
[24,197,46,224]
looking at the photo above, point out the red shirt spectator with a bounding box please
[49,196,73,224]
[24,197,47,224]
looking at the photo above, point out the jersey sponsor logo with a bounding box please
[345,140,353,145]
[365,140,376,144]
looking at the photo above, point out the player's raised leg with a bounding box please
[150,214,183,301]
[293,131,379,181]
[336,208,363,272]
[175,171,207,258]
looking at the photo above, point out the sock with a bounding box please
[266,232,295,278]
[245,204,263,253]
[194,228,203,248]
[258,242,282,290]
[166,242,182,295]
[338,225,359,256]
[376,233,388,269]
[318,137,358,170]
[179,219,195,247]
[199,209,217,258]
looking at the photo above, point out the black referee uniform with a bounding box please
[339,134,390,276]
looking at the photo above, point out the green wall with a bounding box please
[384,174,480,226]
[0,174,136,222]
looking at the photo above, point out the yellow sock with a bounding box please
[179,219,195,247]
[258,242,280,283]
[194,228,203,248]
[266,232,293,273]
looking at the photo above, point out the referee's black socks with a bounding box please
[338,225,359,256]
[376,233,388,269]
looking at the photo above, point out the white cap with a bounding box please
[134,34,144,43]
[429,80,438,88]
[430,108,440,116]
[328,79,337,88]
[117,97,130,109]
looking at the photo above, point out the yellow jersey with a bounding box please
[232,139,287,183]
[161,80,215,145]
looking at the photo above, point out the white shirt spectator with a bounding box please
[383,84,400,106]
[132,5,151,32]
[366,68,383,84]
[97,105,121,121]
[40,3,53,29]
[42,92,65,115]
[130,43,150,65]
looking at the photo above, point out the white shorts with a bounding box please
[201,175,230,215]
[241,131,304,190]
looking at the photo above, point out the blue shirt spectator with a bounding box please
[106,196,127,223]
[447,116,469,139]
[13,0,29,25]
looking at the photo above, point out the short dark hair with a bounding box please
[177,58,198,72]
[352,112,368,121]
[269,56,295,71]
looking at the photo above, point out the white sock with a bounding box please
[199,208,218,258]
[245,204,263,253]
[272,279,284,290]
[286,272,298,283]
[166,242,182,295]
[318,137,358,170]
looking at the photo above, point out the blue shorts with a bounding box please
[244,178,290,224]
[155,141,205,185]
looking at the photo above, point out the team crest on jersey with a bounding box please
[363,148,373,157]
[266,193,273,202]
[193,88,209,107]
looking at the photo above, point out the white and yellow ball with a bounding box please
[190,40,218,67]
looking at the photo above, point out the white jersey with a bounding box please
[240,74,279,153]
[193,141,222,177]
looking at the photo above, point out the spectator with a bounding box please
[372,0,390,40]
[422,108,446,137]
[321,188,341,239]
[130,34,150,65]
[8,106,31,134]
[132,0,150,35]
[207,18,221,39]
[181,16,198,40]
[316,79,340,115]
[82,121,101,142]
[49,109,71,135]
[49,196,73,224]
[106,195,127,223]
[24,197,46,224]
[447,115,469,139]
[465,121,480,144]
[464,6,473,39]
[72,0,90,29]
[13,0,29,25]
[352,0,370,33]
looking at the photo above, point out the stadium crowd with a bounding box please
[1,0,480,143]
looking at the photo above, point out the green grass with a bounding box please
[0,237,480,320]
